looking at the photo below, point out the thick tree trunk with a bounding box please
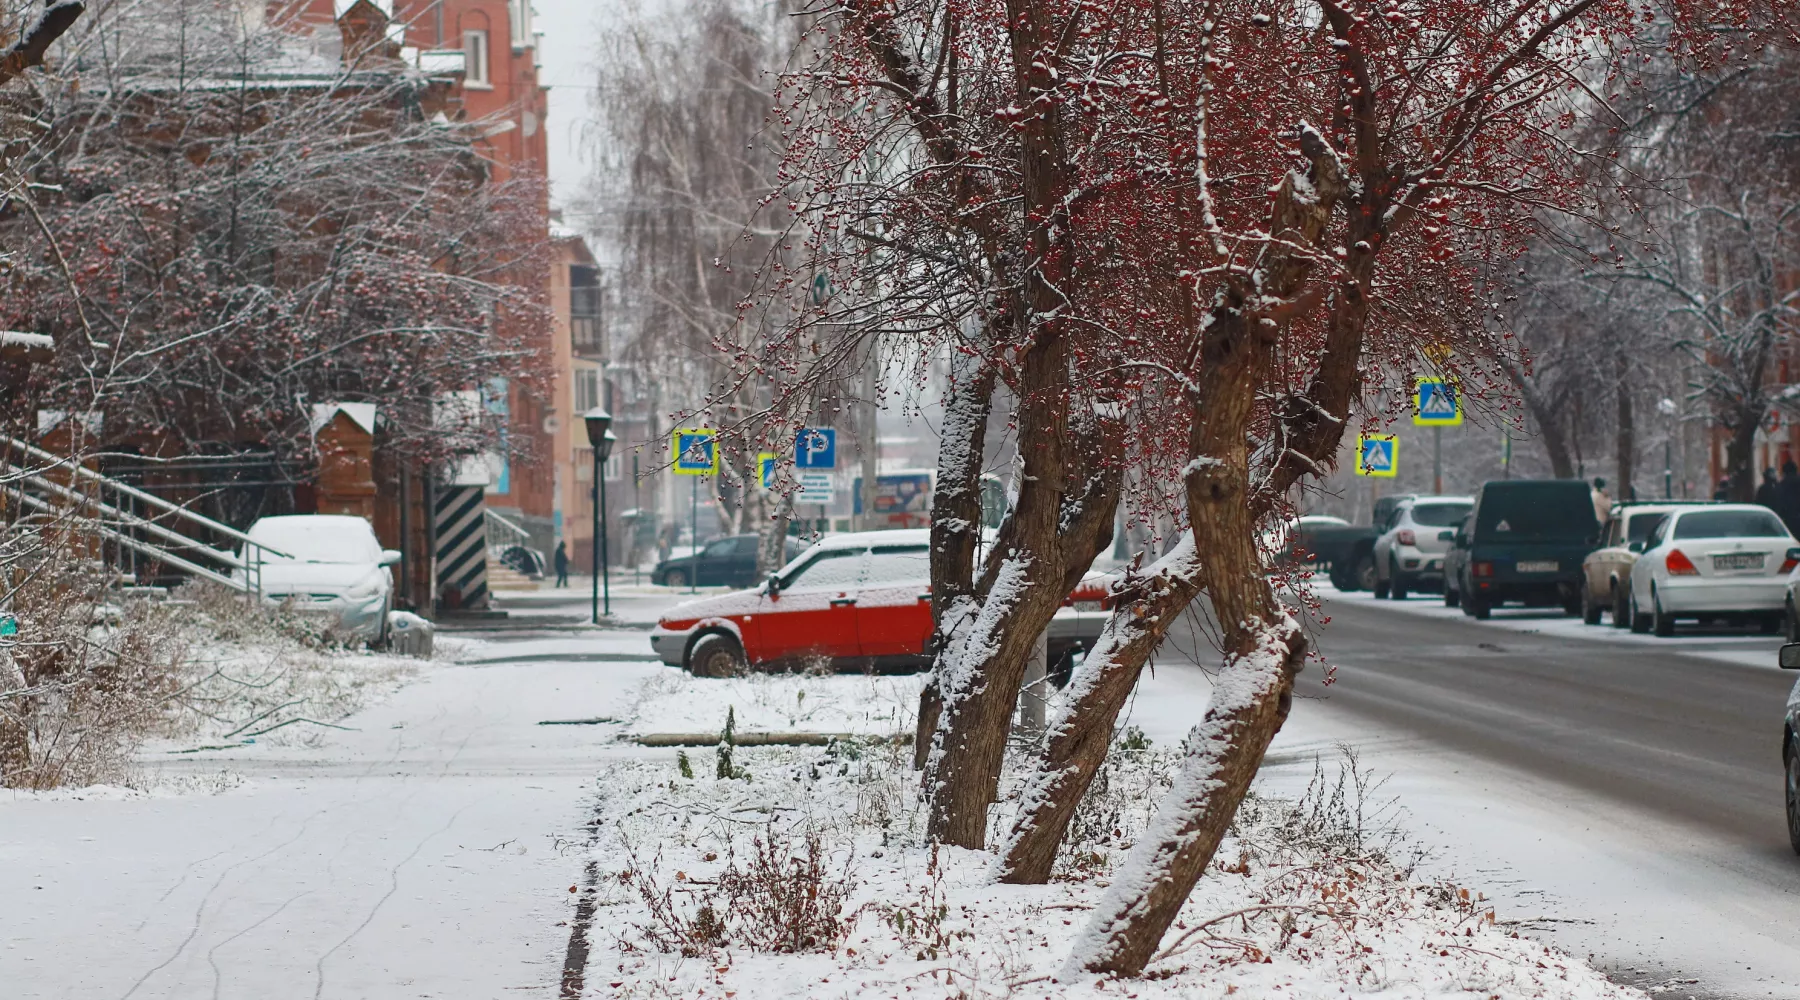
[1514,374,1577,479]
[917,336,997,768]
[756,490,792,577]
[1615,352,1634,500]
[1067,621,1307,976]
[1724,401,1762,501]
[995,535,1202,881]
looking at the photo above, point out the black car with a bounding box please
[1779,642,1800,852]
[654,533,802,588]
[1446,479,1599,619]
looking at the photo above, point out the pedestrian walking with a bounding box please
[1713,477,1732,501]
[1779,462,1800,537]
[1756,467,1780,511]
[553,540,569,588]
[1589,477,1611,525]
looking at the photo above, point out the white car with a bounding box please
[241,515,400,643]
[1371,495,1473,599]
[1627,505,1799,636]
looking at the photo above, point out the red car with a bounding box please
[649,529,1112,677]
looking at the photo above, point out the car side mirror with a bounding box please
[767,573,781,600]
[1781,643,1800,670]
[1628,541,1643,554]
[1437,530,1454,542]
[379,549,402,567]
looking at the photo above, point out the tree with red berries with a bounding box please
[742,0,1784,975]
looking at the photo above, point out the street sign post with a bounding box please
[795,428,836,469]
[672,429,719,475]
[1413,379,1463,426]
[1355,434,1399,478]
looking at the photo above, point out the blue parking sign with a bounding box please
[795,428,836,469]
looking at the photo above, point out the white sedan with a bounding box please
[240,515,401,643]
[1627,505,1799,636]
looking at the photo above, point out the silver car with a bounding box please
[1372,495,1474,600]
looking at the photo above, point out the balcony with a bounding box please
[571,315,602,358]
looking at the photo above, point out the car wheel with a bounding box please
[1611,584,1631,629]
[1390,563,1409,601]
[1443,583,1459,608]
[1630,592,1651,633]
[1461,590,1490,620]
[1372,572,1390,599]
[1354,555,1378,593]
[1580,584,1602,625]
[687,632,746,678]
[1786,738,1800,856]
[1651,590,1675,637]
[663,568,688,589]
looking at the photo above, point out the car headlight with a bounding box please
[344,575,384,601]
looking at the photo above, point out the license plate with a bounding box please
[1713,553,1765,571]
[1516,560,1558,573]
[1074,600,1103,612]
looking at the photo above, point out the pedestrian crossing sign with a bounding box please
[1355,433,1398,478]
[758,452,777,489]
[1413,378,1463,426]
[672,428,718,475]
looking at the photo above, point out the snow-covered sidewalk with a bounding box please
[0,631,668,999]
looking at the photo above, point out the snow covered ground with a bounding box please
[0,583,1683,999]
[0,629,669,999]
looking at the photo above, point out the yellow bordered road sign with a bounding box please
[1413,378,1463,427]
[672,428,719,475]
[1355,434,1398,477]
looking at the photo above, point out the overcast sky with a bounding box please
[531,0,613,211]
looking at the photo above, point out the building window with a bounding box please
[570,264,602,356]
[464,29,490,87]
[575,368,600,414]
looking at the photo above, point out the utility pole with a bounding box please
[860,341,879,530]
[1433,426,1442,494]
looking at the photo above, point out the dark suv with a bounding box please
[1447,480,1600,619]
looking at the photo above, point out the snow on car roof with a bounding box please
[806,529,933,551]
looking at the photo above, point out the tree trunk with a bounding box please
[917,335,997,768]
[1615,351,1634,500]
[756,489,792,577]
[996,536,1202,882]
[1724,400,1762,501]
[1513,373,1576,478]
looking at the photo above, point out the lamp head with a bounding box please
[583,406,613,448]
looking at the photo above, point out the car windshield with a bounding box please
[1672,509,1790,540]
[250,519,378,564]
[1411,503,1470,527]
[701,538,737,558]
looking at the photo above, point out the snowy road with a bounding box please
[1159,589,1800,999]
[0,626,667,1000]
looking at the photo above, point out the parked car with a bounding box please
[1628,504,1798,636]
[241,514,399,643]
[1371,495,1473,599]
[653,533,803,589]
[1776,641,1800,852]
[1447,480,1599,619]
[1281,513,1380,591]
[1579,502,1709,627]
[650,529,1110,676]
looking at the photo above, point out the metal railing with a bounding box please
[0,436,293,596]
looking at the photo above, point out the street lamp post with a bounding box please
[584,407,616,623]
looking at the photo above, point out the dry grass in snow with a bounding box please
[622,668,924,738]
[584,726,1645,999]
